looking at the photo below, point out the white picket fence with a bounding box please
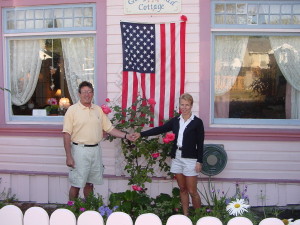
[1,204,300,225]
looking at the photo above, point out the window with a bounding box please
[212,1,300,126]
[213,1,300,28]
[3,4,96,123]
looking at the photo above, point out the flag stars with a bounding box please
[121,22,156,73]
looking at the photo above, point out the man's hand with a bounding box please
[126,133,136,142]
[131,133,141,142]
[66,156,75,168]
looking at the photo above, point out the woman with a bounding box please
[133,93,205,215]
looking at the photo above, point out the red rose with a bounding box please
[151,153,160,158]
[165,133,175,141]
[148,98,156,105]
[105,98,110,102]
[132,185,142,191]
[163,137,171,144]
[101,104,112,114]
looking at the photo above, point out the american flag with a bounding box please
[120,16,187,126]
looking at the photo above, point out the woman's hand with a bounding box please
[195,162,202,173]
[132,132,141,141]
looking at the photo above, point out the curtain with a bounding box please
[269,36,300,119]
[10,40,43,106]
[214,36,249,118]
[60,37,95,104]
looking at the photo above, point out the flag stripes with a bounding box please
[121,19,186,126]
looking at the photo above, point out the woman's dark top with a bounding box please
[141,115,205,163]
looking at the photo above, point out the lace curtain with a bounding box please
[214,36,249,96]
[269,36,300,119]
[214,36,249,118]
[10,40,43,106]
[60,37,95,103]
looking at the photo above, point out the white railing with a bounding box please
[1,204,300,225]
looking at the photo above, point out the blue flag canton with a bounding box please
[121,22,156,73]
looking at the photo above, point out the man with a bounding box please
[63,81,134,200]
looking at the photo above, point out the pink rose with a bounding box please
[101,104,112,114]
[163,133,175,143]
[163,138,171,144]
[165,133,175,141]
[148,98,156,105]
[132,185,142,191]
[105,98,110,102]
[80,207,86,212]
[151,153,160,158]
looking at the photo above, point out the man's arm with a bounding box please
[63,132,75,168]
[108,128,135,141]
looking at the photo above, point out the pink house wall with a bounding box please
[0,0,299,206]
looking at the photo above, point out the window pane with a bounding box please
[74,8,83,17]
[83,18,93,27]
[270,5,280,14]
[16,21,25,29]
[226,15,236,24]
[16,10,25,20]
[74,18,83,27]
[237,4,247,14]
[293,15,300,24]
[282,15,292,24]
[237,15,247,24]
[281,5,292,14]
[226,4,236,13]
[64,8,73,18]
[26,20,34,29]
[215,4,225,13]
[215,15,225,24]
[259,5,269,14]
[248,15,258,24]
[259,15,268,24]
[83,7,93,17]
[64,19,73,27]
[9,37,95,116]
[270,15,280,24]
[35,9,44,19]
[54,8,64,18]
[293,5,300,13]
[214,36,299,120]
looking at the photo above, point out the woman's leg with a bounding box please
[175,173,190,216]
[186,176,201,209]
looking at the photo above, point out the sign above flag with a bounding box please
[124,0,181,14]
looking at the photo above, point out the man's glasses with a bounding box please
[81,90,93,94]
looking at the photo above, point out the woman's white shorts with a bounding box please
[170,149,198,176]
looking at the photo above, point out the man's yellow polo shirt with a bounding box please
[63,101,114,145]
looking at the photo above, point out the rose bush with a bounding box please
[104,96,177,189]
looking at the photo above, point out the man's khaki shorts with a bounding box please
[69,143,104,188]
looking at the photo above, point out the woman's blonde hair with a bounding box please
[179,93,193,106]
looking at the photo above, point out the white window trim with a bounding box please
[4,33,97,124]
[211,32,300,127]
